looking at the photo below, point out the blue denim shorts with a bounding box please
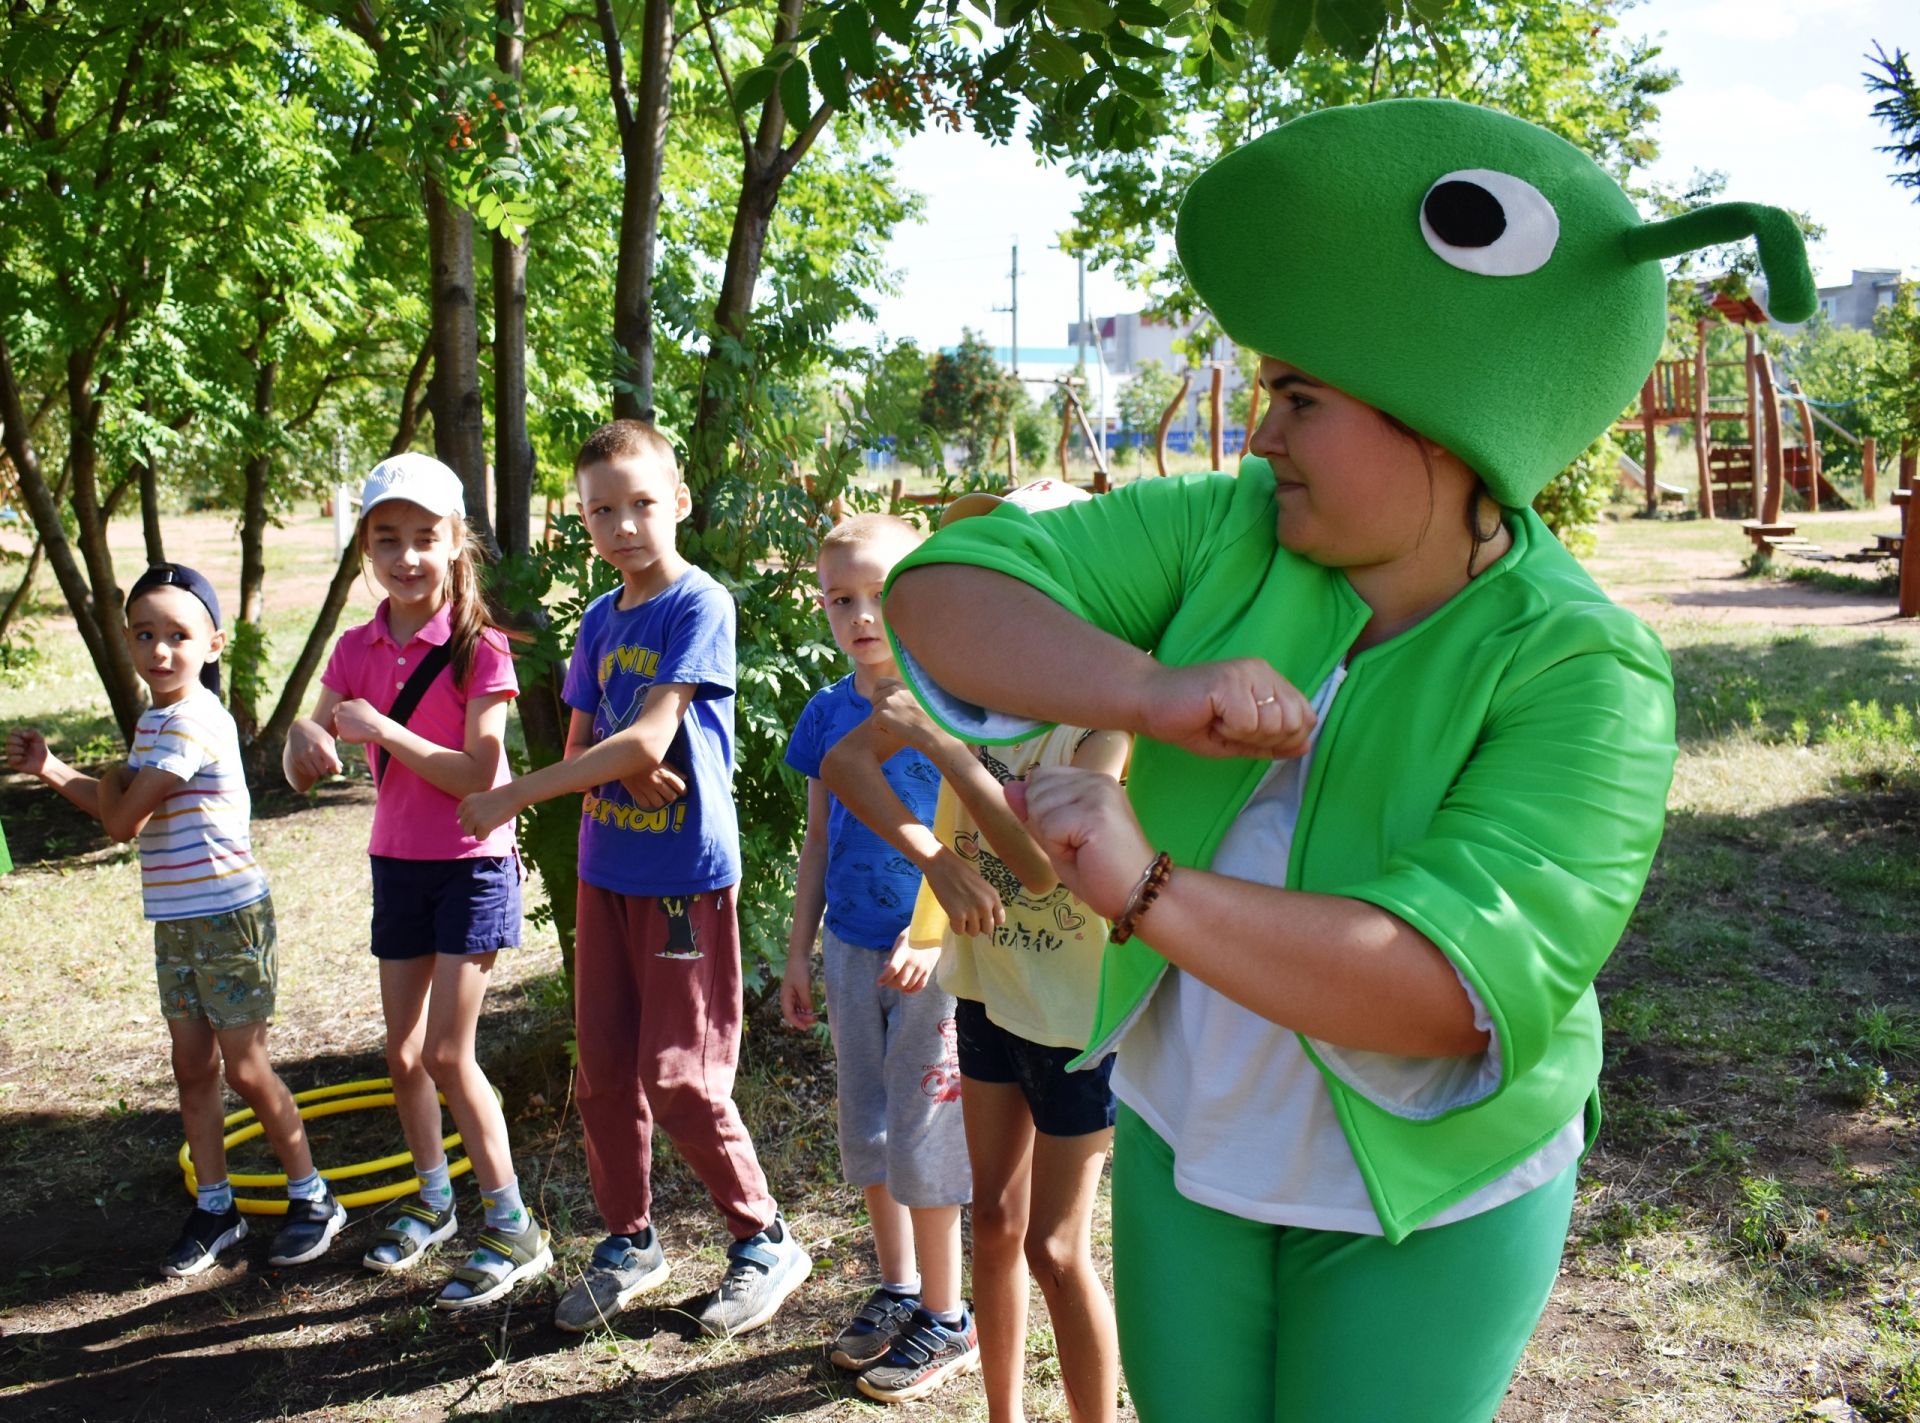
[369,855,522,959]
[955,996,1117,1138]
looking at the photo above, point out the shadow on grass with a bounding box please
[0,984,578,1323]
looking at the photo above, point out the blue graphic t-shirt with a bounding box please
[562,568,740,896]
[786,673,942,951]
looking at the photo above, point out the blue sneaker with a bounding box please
[830,1287,919,1370]
[856,1308,981,1403]
[162,1205,248,1278]
[269,1185,347,1266]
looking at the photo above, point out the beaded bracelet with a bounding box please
[1108,851,1173,945]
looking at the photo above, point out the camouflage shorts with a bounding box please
[154,896,278,1029]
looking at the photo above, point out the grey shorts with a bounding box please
[821,927,972,1208]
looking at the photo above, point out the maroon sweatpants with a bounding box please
[573,881,777,1241]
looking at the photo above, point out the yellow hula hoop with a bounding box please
[177,1077,503,1217]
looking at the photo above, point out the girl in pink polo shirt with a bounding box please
[285,452,550,1310]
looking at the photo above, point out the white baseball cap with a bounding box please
[360,452,466,520]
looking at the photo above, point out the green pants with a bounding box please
[1111,1106,1575,1423]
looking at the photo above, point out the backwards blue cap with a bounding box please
[126,563,224,695]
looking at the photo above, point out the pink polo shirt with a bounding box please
[321,600,519,860]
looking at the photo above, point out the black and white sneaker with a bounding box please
[162,1205,249,1278]
[268,1186,347,1266]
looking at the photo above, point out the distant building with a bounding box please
[1766,267,1907,331]
[1065,312,1252,454]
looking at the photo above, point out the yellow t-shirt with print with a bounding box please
[909,724,1111,1051]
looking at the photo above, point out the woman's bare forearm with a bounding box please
[1141,871,1489,1058]
[887,566,1155,732]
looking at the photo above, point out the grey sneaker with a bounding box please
[694,1214,812,1339]
[830,1286,919,1370]
[552,1229,671,1333]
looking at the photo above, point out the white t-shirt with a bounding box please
[129,688,270,922]
[1110,667,1583,1235]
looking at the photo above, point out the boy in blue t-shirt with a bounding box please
[780,513,997,1402]
[458,421,808,1339]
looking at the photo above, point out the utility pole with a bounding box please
[993,240,1021,374]
[1076,252,1087,372]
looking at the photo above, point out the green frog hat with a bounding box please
[1175,99,1816,508]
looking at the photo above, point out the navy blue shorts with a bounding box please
[369,855,522,959]
[955,996,1117,1138]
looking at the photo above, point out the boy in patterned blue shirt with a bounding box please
[780,513,991,1403]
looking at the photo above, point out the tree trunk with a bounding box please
[683,0,831,531]
[2,333,145,740]
[0,531,47,643]
[231,354,278,741]
[243,348,433,785]
[494,0,535,560]
[426,172,492,551]
[602,0,674,422]
[493,0,571,909]
[137,452,165,565]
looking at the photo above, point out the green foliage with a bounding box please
[1770,318,1880,479]
[1731,1173,1787,1254]
[1866,281,1920,456]
[1534,433,1621,557]
[920,329,1018,475]
[1115,357,1183,464]
[851,339,942,474]
[1866,41,1920,202]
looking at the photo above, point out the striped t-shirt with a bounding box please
[130,688,269,922]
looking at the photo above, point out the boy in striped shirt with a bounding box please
[7,564,345,1276]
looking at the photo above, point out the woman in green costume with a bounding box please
[882,101,1815,1422]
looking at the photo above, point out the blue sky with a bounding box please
[854,0,1920,353]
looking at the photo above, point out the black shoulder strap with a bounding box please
[374,641,453,784]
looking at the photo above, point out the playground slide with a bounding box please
[1615,453,1688,501]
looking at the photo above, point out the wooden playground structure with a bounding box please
[1616,293,1917,615]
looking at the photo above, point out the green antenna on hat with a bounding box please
[1622,202,1816,323]
[1173,100,1821,507]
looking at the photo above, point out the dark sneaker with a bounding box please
[268,1186,347,1266]
[362,1198,458,1273]
[434,1219,553,1312]
[162,1205,249,1278]
[694,1214,812,1339]
[552,1229,672,1333]
[856,1309,981,1403]
[830,1287,919,1371]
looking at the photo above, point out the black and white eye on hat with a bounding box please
[1419,169,1560,276]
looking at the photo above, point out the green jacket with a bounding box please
[887,464,1676,1242]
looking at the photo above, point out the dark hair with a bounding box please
[354,511,494,690]
[125,563,224,696]
[574,419,678,476]
[1376,411,1502,577]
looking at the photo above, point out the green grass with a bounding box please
[1780,562,1903,597]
